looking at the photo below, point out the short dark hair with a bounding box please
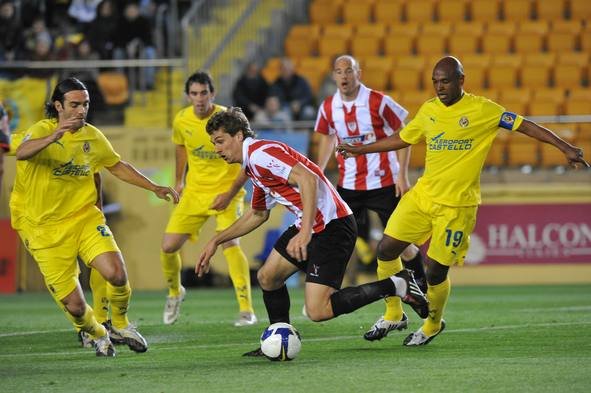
[206,107,255,138]
[184,71,215,95]
[45,77,87,119]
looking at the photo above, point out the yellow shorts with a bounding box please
[17,206,120,300]
[165,188,246,239]
[384,188,478,266]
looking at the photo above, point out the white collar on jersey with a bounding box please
[333,83,371,109]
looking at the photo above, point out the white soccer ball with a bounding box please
[260,322,301,361]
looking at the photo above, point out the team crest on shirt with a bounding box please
[459,116,469,128]
[346,121,357,132]
[83,141,90,153]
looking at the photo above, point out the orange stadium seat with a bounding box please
[355,23,387,38]
[288,24,321,40]
[383,34,415,57]
[535,0,566,20]
[484,137,507,167]
[389,21,420,38]
[520,64,551,89]
[396,55,428,71]
[553,64,584,89]
[519,20,549,35]
[546,32,577,52]
[437,0,468,22]
[401,90,432,119]
[309,2,341,24]
[351,36,383,57]
[470,0,501,22]
[568,88,591,102]
[506,132,540,167]
[375,0,405,24]
[569,0,591,19]
[529,88,566,116]
[454,21,485,36]
[361,68,390,91]
[498,88,531,115]
[470,88,499,101]
[322,24,354,39]
[421,22,453,36]
[577,122,591,142]
[405,0,436,23]
[285,37,317,58]
[481,34,512,54]
[487,20,517,36]
[502,0,533,21]
[342,1,373,24]
[551,20,583,35]
[363,56,395,73]
[564,98,591,115]
[318,36,349,58]
[492,54,523,67]
[390,68,422,91]
[97,72,129,105]
[462,53,492,68]
[524,52,556,67]
[540,143,569,167]
[514,33,545,54]
[448,35,480,55]
[261,57,282,83]
[581,31,591,52]
[462,64,487,90]
[416,34,448,56]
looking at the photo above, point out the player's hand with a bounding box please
[395,175,411,197]
[336,143,362,159]
[286,231,311,262]
[210,192,232,211]
[56,116,85,137]
[566,146,590,169]
[154,186,180,203]
[174,182,184,196]
[196,241,217,277]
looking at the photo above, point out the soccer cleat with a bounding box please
[403,320,446,346]
[109,324,148,353]
[163,286,186,325]
[242,347,265,357]
[102,320,126,345]
[78,331,94,348]
[234,312,258,327]
[395,269,429,319]
[363,313,409,341]
[94,334,116,357]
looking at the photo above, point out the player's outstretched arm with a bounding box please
[336,132,411,159]
[196,208,270,276]
[16,118,82,160]
[106,160,180,203]
[517,120,590,169]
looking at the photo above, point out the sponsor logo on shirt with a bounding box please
[428,132,474,151]
[52,159,91,176]
[191,145,219,159]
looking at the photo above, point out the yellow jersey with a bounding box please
[400,93,523,206]
[11,119,120,225]
[172,104,242,194]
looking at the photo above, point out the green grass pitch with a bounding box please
[1,284,590,393]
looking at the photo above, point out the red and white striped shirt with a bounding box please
[314,84,408,191]
[242,138,352,233]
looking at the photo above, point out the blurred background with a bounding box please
[1,0,590,293]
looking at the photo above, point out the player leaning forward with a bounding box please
[196,107,428,356]
[11,78,179,356]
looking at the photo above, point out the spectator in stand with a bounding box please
[113,2,156,90]
[23,16,53,57]
[0,0,22,68]
[68,0,102,32]
[87,0,119,60]
[26,35,56,79]
[253,96,292,130]
[232,62,269,120]
[270,58,316,121]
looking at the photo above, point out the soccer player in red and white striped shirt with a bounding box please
[197,107,428,356]
[315,55,427,341]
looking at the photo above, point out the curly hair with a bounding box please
[205,107,255,138]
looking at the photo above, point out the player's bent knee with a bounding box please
[64,301,86,317]
[377,236,409,261]
[256,268,283,291]
[304,304,332,322]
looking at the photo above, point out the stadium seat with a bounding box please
[322,24,354,39]
[288,24,322,40]
[564,98,591,115]
[581,31,591,52]
[481,33,512,54]
[361,69,390,91]
[405,0,435,23]
[342,1,373,24]
[568,88,591,102]
[484,137,507,167]
[97,72,129,105]
[553,64,584,89]
[375,0,405,24]
[462,64,487,90]
[437,0,467,22]
[448,34,480,55]
[546,32,577,52]
[355,23,387,38]
[416,34,448,55]
[551,20,583,35]
[520,64,551,89]
[390,68,422,90]
[422,22,453,36]
[487,21,518,36]
[285,37,317,58]
[506,132,540,167]
[535,0,566,20]
[309,2,342,24]
[396,55,428,71]
[524,53,556,67]
[470,88,499,101]
[462,53,492,68]
[454,21,485,36]
[528,88,565,116]
[540,143,569,167]
[388,21,420,38]
[470,0,500,22]
[498,88,531,115]
[363,56,395,73]
[318,36,350,58]
[569,0,591,19]
[488,65,519,88]
[519,20,549,35]
[502,0,533,21]
[492,54,523,67]
[383,34,415,57]
[351,36,383,57]
[513,33,544,54]
[262,57,282,83]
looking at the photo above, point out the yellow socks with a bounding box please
[423,277,450,336]
[223,245,254,313]
[107,282,131,330]
[89,268,109,324]
[160,250,182,297]
[377,257,404,322]
[64,304,107,340]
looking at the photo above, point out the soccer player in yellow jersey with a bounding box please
[160,71,256,326]
[337,56,589,346]
[11,78,179,356]
[0,102,9,194]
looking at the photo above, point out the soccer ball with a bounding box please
[260,322,301,361]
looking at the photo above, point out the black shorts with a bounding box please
[273,215,357,289]
[337,185,399,229]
